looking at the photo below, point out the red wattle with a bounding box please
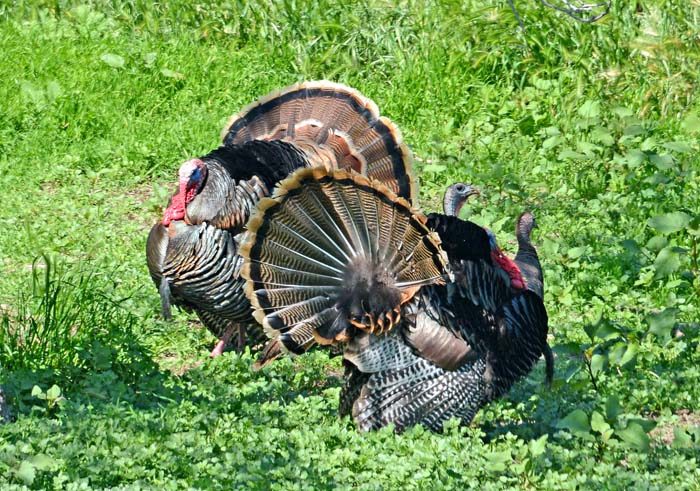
[491,250,526,291]
[162,193,185,226]
[162,179,190,226]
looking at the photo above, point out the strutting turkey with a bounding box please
[442,183,554,384]
[240,169,549,432]
[146,81,416,357]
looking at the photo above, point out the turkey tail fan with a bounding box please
[240,168,449,355]
[221,81,417,202]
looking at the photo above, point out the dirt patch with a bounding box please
[40,180,61,195]
[159,350,205,376]
[123,183,162,231]
[124,182,156,203]
[170,359,205,376]
[650,409,700,446]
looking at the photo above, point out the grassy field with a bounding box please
[1,0,699,489]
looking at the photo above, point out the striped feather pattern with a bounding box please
[350,349,489,433]
[340,257,548,432]
[240,168,448,353]
[344,188,547,432]
[185,142,304,230]
[146,220,263,343]
[221,81,416,202]
[344,330,420,374]
[337,294,492,433]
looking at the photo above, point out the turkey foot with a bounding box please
[210,326,235,358]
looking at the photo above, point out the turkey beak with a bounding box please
[466,185,480,199]
[451,184,480,218]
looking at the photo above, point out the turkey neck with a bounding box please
[442,188,462,217]
[514,222,543,298]
[515,223,541,274]
[516,223,537,256]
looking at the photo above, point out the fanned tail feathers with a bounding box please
[221,81,416,202]
[240,168,449,355]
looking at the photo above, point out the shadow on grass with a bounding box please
[0,256,187,419]
[2,335,183,420]
[479,354,596,443]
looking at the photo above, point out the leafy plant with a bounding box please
[29,384,64,415]
[557,395,655,452]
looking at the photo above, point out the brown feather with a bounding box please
[221,81,416,202]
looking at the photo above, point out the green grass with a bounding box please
[1,0,700,489]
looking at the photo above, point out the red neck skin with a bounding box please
[491,249,527,290]
[162,180,190,226]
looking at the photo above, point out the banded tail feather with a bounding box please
[341,321,489,433]
[240,168,449,355]
[221,81,416,202]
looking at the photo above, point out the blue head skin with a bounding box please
[443,182,480,217]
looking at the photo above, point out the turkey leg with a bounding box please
[209,325,235,358]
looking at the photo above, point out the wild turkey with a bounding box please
[442,184,554,384]
[146,81,416,357]
[240,169,549,432]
